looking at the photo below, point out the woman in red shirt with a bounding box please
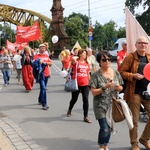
[67,49,91,123]
[62,49,71,71]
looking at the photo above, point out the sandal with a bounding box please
[84,117,92,123]
[67,110,71,117]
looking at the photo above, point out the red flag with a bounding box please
[125,7,150,54]
[6,40,28,53]
[16,21,41,43]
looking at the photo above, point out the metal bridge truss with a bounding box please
[0,4,52,43]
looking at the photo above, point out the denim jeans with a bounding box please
[98,118,111,146]
[2,70,10,84]
[38,77,49,107]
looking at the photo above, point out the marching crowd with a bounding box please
[0,35,150,150]
[0,43,52,110]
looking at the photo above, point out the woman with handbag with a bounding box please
[89,50,123,150]
[66,49,91,123]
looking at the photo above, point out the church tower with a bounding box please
[50,0,70,56]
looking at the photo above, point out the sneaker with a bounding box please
[4,84,7,87]
[131,144,140,150]
[42,106,49,110]
[139,138,150,150]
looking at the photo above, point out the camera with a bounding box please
[142,91,150,100]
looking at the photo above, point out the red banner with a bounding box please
[6,40,28,53]
[16,21,41,43]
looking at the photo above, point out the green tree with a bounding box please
[64,13,121,50]
[125,0,148,14]
[0,22,15,47]
[64,15,88,48]
[103,21,118,50]
[125,0,150,35]
[117,27,126,38]
[68,12,89,32]
[92,21,106,50]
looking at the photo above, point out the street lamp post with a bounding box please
[88,0,92,48]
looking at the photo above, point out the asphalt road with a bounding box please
[0,60,147,150]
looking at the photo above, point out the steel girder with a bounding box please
[0,4,52,42]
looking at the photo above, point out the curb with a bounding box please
[0,72,43,150]
[0,116,43,150]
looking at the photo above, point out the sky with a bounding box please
[0,0,127,29]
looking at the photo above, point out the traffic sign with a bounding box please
[88,36,93,41]
[88,32,93,36]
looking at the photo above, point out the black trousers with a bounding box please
[68,85,89,117]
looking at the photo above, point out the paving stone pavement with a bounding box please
[0,72,43,150]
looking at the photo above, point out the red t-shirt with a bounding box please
[72,60,90,86]
[117,49,127,70]
[62,56,71,69]
[33,53,51,77]
[0,50,4,55]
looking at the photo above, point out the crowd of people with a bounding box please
[0,35,150,150]
[0,43,52,110]
[59,36,150,150]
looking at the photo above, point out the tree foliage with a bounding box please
[0,12,126,50]
[92,21,106,50]
[117,27,126,38]
[0,22,15,47]
[125,0,150,35]
[65,16,88,47]
[103,21,118,49]
[125,0,149,13]
[64,13,126,50]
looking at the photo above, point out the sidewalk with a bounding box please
[0,73,43,150]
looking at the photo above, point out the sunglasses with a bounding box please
[101,58,111,62]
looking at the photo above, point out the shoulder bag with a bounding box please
[112,97,125,122]
[64,62,78,92]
